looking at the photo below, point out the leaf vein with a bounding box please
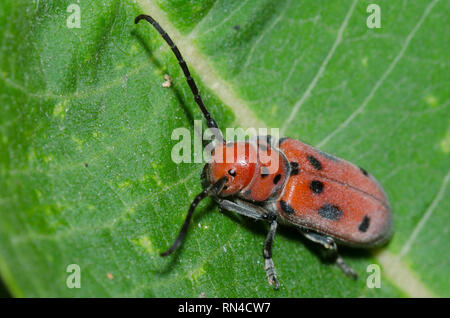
[281,0,358,135]
[316,0,440,148]
[399,171,450,258]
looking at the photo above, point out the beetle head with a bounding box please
[204,142,257,196]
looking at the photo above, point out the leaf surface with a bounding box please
[0,0,448,297]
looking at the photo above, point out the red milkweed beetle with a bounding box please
[135,14,393,290]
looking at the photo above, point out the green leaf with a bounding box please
[0,0,448,297]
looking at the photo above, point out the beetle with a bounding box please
[135,14,393,289]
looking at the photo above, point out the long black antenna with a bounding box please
[160,177,227,256]
[135,14,223,143]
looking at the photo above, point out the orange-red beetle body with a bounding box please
[206,136,393,248]
[277,138,392,247]
[135,14,394,290]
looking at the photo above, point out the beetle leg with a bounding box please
[264,219,280,290]
[335,255,358,279]
[215,198,269,220]
[215,198,280,289]
[300,231,358,279]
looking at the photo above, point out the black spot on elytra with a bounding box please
[290,162,299,175]
[308,155,322,170]
[359,167,369,176]
[358,215,370,232]
[278,137,289,146]
[310,180,324,194]
[273,174,281,185]
[228,169,236,177]
[318,150,339,162]
[261,166,270,178]
[280,200,295,214]
[318,204,342,220]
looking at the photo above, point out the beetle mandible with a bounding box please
[135,14,393,290]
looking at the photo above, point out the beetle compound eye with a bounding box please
[228,169,236,177]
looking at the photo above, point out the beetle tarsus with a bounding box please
[300,230,358,279]
[263,220,279,290]
[336,255,358,280]
[265,258,280,290]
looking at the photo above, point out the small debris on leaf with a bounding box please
[162,74,173,88]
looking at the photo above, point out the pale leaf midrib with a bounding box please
[376,250,434,298]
